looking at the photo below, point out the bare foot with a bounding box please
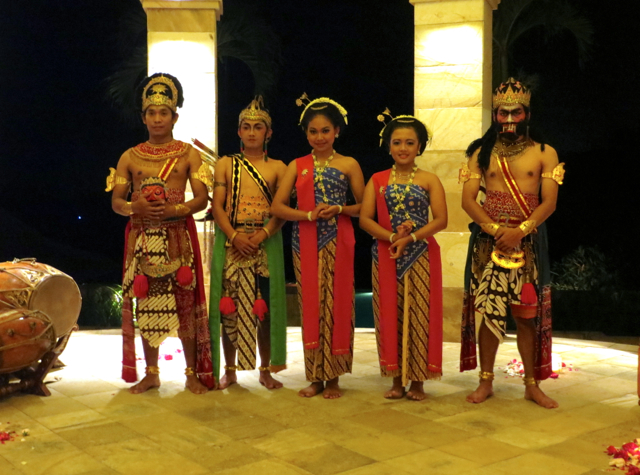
[323,378,342,399]
[298,382,324,397]
[259,370,283,389]
[525,384,558,409]
[406,381,427,401]
[185,375,208,394]
[466,381,494,404]
[384,376,405,399]
[218,370,237,390]
[129,374,160,394]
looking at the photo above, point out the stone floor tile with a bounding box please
[387,420,475,448]
[487,426,568,450]
[535,438,615,471]
[344,408,432,432]
[11,450,109,475]
[56,420,142,449]
[437,435,526,465]
[185,440,271,471]
[248,428,330,457]
[8,396,92,419]
[35,408,108,431]
[434,407,521,435]
[382,448,480,474]
[339,431,427,461]
[279,444,375,475]
[214,458,313,475]
[0,431,78,464]
[84,437,209,475]
[486,452,590,475]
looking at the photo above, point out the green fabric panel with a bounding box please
[263,224,287,367]
[209,224,226,381]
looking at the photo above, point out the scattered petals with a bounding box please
[605,438,640,474]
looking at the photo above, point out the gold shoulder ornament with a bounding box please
[191,162,214,192]
[458,162,482,184]
[105,167,131,192]
[541,162,565,185]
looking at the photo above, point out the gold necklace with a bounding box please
[312,149,336,204]
[391,164,417,224]
[243,152,266,160]
[493,138,532,162]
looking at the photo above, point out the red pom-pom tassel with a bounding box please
[219,296,236,315]
[176,265,193,286]
[252,292,269,321]
[521,282,537,305]
[133,275,149,299]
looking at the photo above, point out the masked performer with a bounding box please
[271,94,365,399]
[108,73,215,394]
[459,78,565,408]
[359,111,446,400]
[209,97,288,390]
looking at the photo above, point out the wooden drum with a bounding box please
[0,309,56,374]
[0,259,82,339]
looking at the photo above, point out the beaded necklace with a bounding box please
[391,163,418,224]
[311,149,336,204]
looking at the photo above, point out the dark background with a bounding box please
[0,0,637,290]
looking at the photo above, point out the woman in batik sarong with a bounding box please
[271,94,365,399]
[360,112,447,400]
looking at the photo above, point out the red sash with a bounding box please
[372,170,443,375]
[496,156,532,218]
[296,155,354,355]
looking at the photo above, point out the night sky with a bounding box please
[0,0,637,289]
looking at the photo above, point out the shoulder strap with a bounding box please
[495,155,532,218]
[237,154,274,204]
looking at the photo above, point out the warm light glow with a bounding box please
[552,353,563,372]
[148,33,217,222]
[416,24,482,65]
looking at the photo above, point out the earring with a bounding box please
[335,133,340,138]
[240,139,244,153]
[263,139,268,161]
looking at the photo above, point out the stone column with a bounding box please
[410,0,500,342]
[141,0,224,296]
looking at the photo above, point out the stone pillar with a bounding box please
[410,0,499,342]
[141,0,224,296]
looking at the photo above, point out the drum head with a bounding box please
[30,274,81,338]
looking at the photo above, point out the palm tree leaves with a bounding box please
[493,0,593,86]
[104,2,282,128]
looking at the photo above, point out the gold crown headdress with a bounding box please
[492,77,531,109]
[239,96,272,128]
[142,75,180,112]
[377,108,431,147]
[296,93,348,126]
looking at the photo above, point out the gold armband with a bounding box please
[458,163,482,184]
[174,204,190,217]
[191,162,214,192]
[105,167,131,192]
[262,227,271,238]
[518,220,537,236]
[480,222,500,236]
[121,202,134,216]
[541,162,565,185]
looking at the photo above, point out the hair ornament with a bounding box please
[239,95,272,128]
[377,108,431,147]
[297,92,348,125]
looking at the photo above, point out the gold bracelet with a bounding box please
[307,211,313,221]
[480,222,500,236]
[338,205,343,214]
[389,233,396,243]
[174,204,190,217]
[262,227,271,238]
[229,231,239,244]
[410,233,417,242]
[121,202,134,216]
[518,220,537,236]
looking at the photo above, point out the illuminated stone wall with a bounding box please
[410,0,500,341]
[141,1,224,293]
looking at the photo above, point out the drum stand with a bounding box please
[0,325,77,398]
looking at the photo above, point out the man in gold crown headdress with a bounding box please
[209,97,288,390]
[459,78,565,409]
[107,73,215,394]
